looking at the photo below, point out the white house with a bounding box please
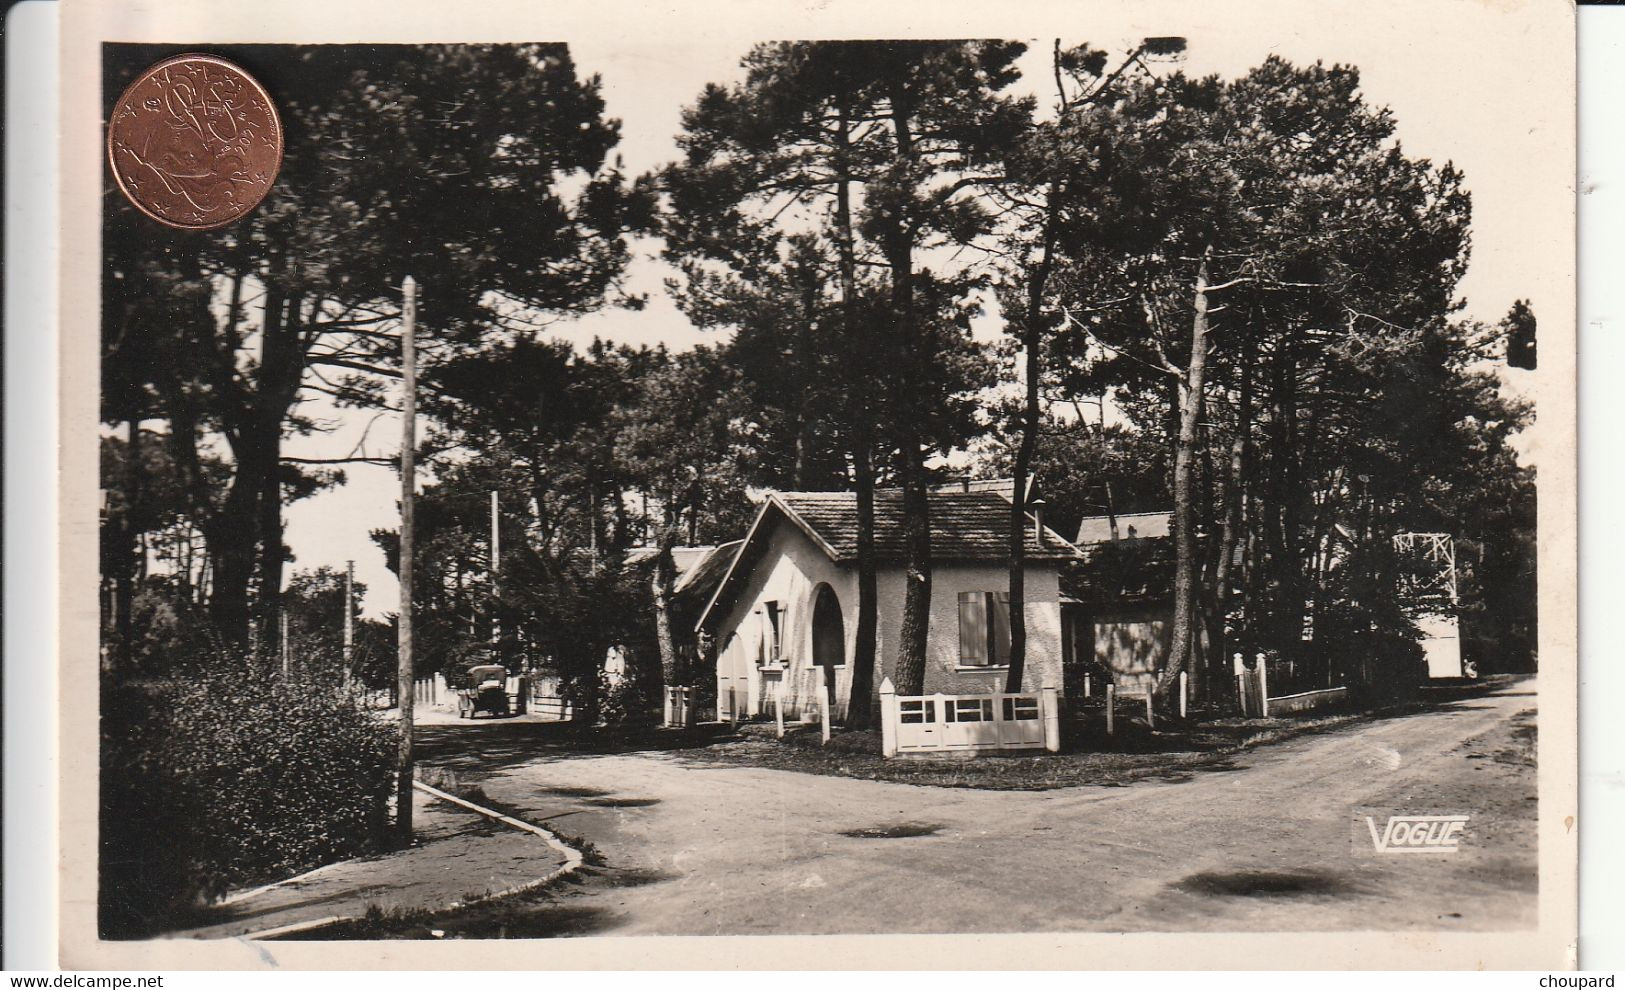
[1061,511,1175,697]
[695,481,1080,722]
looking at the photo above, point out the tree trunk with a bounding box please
[206,279,295,647]
[650,523,685,690]
[570,640,603,729]
[886,79,933,697]
[1272,330,1304,657]
[1158,248,1212,706]
[254,293,306,662]
[894,445,933,696]
[849,437,880,727]
[258,454,285,663]
[1006,202,1058,694]
[1212,337,1255,707]
[207,443,265,645]
[112,417,141,672]
[835,81,880,727]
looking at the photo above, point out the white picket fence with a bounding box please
[878,678,1061,757]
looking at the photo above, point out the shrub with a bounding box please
[100,665,396,937]
[597,670,659,726]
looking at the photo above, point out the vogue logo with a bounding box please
[1365,814,1470,854]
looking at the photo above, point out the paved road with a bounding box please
[433,681,1538,937]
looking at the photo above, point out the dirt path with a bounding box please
[437,682,1538,937]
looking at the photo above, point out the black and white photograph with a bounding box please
[57,0,1578,970]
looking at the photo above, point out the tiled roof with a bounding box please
[674,540,743,600]
[695,486,1079,632]
[774,489,1078,563]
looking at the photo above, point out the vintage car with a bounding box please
[458,663,511,719]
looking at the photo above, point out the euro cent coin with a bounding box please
[107,53,283,230]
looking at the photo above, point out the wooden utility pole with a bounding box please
[343,559,354,686]
[397,275,418,839]
[490,490,500,648]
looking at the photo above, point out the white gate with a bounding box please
[878,679,1060,757]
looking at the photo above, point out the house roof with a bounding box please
[674,540,743,600]
[623,544,717,573]
[695,485,1080,632]
[775,490,1078,563]
[1075,510,1172,544]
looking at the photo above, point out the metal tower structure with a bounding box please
[1393,532,1458,604]
[1393,532,1469,679]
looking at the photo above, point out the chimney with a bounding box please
[1031,498,1047,547]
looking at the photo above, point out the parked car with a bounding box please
[458,663,511,719]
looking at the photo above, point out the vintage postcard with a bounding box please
[57,0,1578,970]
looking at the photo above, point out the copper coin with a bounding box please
[107,53,283,230]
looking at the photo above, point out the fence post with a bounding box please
[1041,686,1061,752]
[1257,652,1271,718]
[774,677,785,739]
[1083,672,1091,699]
[662,687,673,727]
[1144,690,1155,730]
[1179,671,1188,720]
[879,677,898,757]
[820,667,832,745]
[1105,684,1116,736]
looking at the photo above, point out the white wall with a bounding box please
[710,519,1071,720]
[876,561,1066,697]
[710,519,862,719]
[1089,608,1170,696]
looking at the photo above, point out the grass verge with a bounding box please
[682,706,1397,790]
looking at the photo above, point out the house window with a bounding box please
[760,601,784,667]
[957,591,1012,666]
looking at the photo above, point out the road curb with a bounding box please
[231,780,582,940]
[409,780,586,907]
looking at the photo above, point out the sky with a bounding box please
[280,4,1571,618]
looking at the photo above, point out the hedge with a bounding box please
[100,670,396,937]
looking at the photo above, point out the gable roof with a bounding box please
[696,486,1080,632]
[776,489,1078,563]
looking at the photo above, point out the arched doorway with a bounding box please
[812,584,845,667]
[811,584,844,722]
[717,633,749,722]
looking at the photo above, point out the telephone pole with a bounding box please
[396,275,418,839]
[343,559,354,687]
[490,489,502,649]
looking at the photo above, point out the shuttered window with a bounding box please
[959,591,1012,666]
[758,601,784,667]
[989,592,1011,666]
[958,592,987,664]
[766,601,782,664]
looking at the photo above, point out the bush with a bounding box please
[597,670,659,726]
[101,667,396,937]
